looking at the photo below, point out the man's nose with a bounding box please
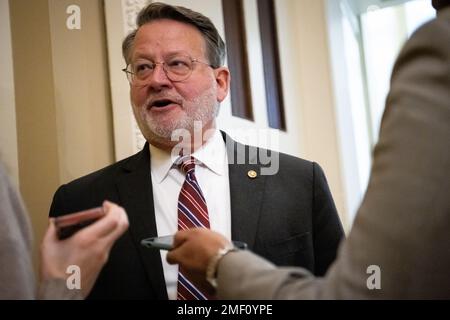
[147,63,172,91]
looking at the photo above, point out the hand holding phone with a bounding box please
[55,207,106,240]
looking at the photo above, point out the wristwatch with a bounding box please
[206,244,238,289]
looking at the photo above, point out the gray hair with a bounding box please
[122,2,226,68]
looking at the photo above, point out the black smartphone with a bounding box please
[55,207,105,240]
[141,235,248,251]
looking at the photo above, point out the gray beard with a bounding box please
[133,88,220,141]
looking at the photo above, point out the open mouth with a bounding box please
[150,99,179,109]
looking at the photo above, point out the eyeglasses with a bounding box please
[122,54,214,85]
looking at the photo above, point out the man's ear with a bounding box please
[214,67,230,103]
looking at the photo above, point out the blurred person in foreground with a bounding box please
[167,0,450,299]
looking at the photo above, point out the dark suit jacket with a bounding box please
[49,132,344,299]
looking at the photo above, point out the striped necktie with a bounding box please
[176,156,213,300]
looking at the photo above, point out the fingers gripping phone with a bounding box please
[141,235,247,251]
[55,207,106,240]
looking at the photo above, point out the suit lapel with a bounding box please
[115,143,168,300]
[222,132,266,250]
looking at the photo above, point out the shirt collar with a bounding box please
[149,129,227,183]
[192,129,226,176]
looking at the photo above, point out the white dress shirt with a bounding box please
[149,129,231,300]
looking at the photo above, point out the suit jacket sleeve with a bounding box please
[216,10,450,299]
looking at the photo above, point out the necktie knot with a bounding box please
[178,156,196,175]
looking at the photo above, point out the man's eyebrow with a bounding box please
[132,52,153,61]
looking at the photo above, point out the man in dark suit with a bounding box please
[49,2,343,299]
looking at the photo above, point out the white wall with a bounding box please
[326,0,372,224]
[287,0,348,227]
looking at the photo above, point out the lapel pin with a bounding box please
[247,170,257,179]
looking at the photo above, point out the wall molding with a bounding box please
[104,0,148,161]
